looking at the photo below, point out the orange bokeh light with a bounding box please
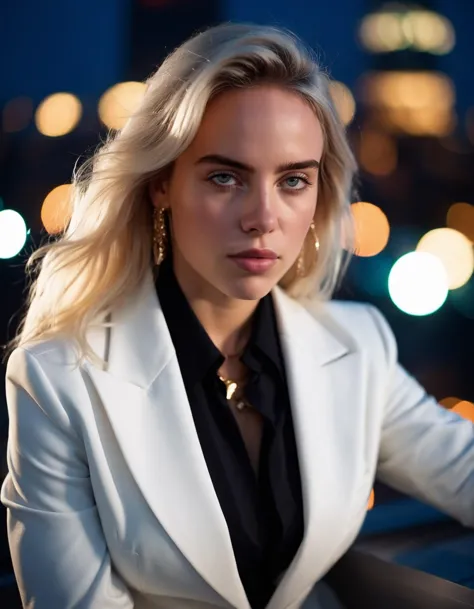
[35,93,82,137]
[440,397,461,409]
[329,81,356,126]
[367,489,375,510]
[351,202,390,257]
[41,184,73,234]
[98,82,146,130]
[452,401,474,423]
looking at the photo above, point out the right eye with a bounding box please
[207,172,239,188]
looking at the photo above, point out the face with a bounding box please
[151,85,324,303]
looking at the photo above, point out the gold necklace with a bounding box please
[218,375,251,411]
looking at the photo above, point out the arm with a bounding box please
[367,306,474,528]
[1,347,134,608]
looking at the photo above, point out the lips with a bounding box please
[229,249,278,259]
[228,249,279,274]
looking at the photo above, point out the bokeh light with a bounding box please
[329,81,356,126]
[367,489,375,511]
[416,228,474,289]
[446,203,474,243]
[35,93,82,137]
[98,81,146,130]
[352,202,390,257]
[440,398,474,422]
[452,401,474,423]
[41,185,73,235]
[404,10,455,54]
[388,251,448,316]
[359,8,455,55]
[370,72,453,109]
[359,12,407,53]
[0,209,28,259]
[362,71,455,136]
[440,397,461,409]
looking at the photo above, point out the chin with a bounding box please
[224,276,277,301]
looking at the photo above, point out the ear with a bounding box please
[149,170,170,209]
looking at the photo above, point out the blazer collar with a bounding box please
[87,271,352,386]
[272,287,352,366]
[87,272,174,389]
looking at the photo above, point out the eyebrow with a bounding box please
[195,154,320,173]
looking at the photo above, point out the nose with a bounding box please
[240,184,278,235]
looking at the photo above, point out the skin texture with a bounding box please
[150,84,324,357]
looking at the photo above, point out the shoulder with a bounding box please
[5,339,91,431]
[7,338,81,381]
[7,314,108,379]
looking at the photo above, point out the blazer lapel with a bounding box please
[84,273,250,609]
[267,289,361,609]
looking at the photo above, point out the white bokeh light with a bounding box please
[416,227,474,289]
[0,209,27,259]
[388,251,449,315]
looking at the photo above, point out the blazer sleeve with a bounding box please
[367,306,474,528]
[1,347,134,609]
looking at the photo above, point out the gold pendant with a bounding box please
[221,378,238,400]
[218,376,248,410]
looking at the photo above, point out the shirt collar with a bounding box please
[242,292,285,379]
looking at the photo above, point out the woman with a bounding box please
[2,22,473,609]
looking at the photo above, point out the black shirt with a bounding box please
[156,258,304,609]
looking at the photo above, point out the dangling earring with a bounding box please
[296,221,320,278]
[311,221,320,253]
[153,207,168,266]
[296,250,305,277]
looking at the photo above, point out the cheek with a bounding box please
[283,198,317,239]
[170,186,226,245]
[287,223,311,259]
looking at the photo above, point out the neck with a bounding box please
[172,255,259,356]
[192,296,257,357]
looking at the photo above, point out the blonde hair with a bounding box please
[11,22,357,359]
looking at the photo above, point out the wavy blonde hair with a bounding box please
[11,22,357,359]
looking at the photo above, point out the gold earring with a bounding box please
[296,222,319,278]
[296,251,305,277]
[311,222,320,253]
[153,207,167,266]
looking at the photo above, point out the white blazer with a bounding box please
[2,273,474,609]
